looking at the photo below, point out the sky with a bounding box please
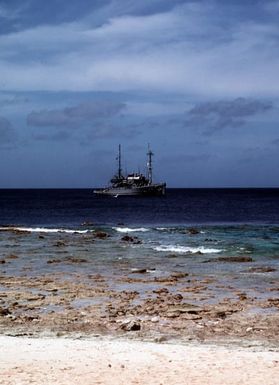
[0,0,279,188]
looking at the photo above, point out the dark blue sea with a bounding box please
[1,188,279,305]
[1,188,279,227]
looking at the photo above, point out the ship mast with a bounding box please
[147,144,153,184]
[117,144,122,178]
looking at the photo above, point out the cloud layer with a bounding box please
[187,98,273,134]
[0,1,279,187]
[27,101,126,128]
[0,1,278,97]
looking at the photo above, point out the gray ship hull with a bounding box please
[94,183,166,196]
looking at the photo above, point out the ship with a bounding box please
[93,145,166,196]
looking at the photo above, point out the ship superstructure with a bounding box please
[93,145,166,196]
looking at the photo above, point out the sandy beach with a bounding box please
[0,335,278,385]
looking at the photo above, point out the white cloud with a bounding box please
[0,3,278,98]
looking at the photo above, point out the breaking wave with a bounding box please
[0,226,91,234]
[153,245,222,254]
[113,227,149,233]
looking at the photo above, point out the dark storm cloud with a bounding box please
[27,101,126,128]
[186,98,273,134]
[0,116,16,146]
[0,0,186,35]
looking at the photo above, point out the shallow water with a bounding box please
[0,223,278,305]
[0,189,279,307]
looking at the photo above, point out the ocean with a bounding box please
[1,188,279,226]
[0,188,279,308]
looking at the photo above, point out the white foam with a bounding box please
[153,245,222,254]
[113,227,149,233]
[0,227,90,234]
[156,227,169,231]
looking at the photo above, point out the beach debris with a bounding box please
[131,268,147,274]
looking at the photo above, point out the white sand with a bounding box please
[0,336,278,385]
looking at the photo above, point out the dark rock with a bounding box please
[121,320,141,331]
[237,293,247,301]
[47,259,61,264]
[121,235,142,244]
[170,272,189,279]
[173,294,183,301]
[95,231,109,239]
[217,256,253,263]
[54,240,66,247]
[215,311,227,319]
[249,267,276,273]
[188,228,200,235]
[0,260,6,264]
[0,307,11,316]
[204,256,253,263]
[65,257,88,263]
[153,287,169,294]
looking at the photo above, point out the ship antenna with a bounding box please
[117,144,122,178]
[147,144,153,185]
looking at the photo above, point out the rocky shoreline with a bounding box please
[0,269,278,346]
[0,229,278,347]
